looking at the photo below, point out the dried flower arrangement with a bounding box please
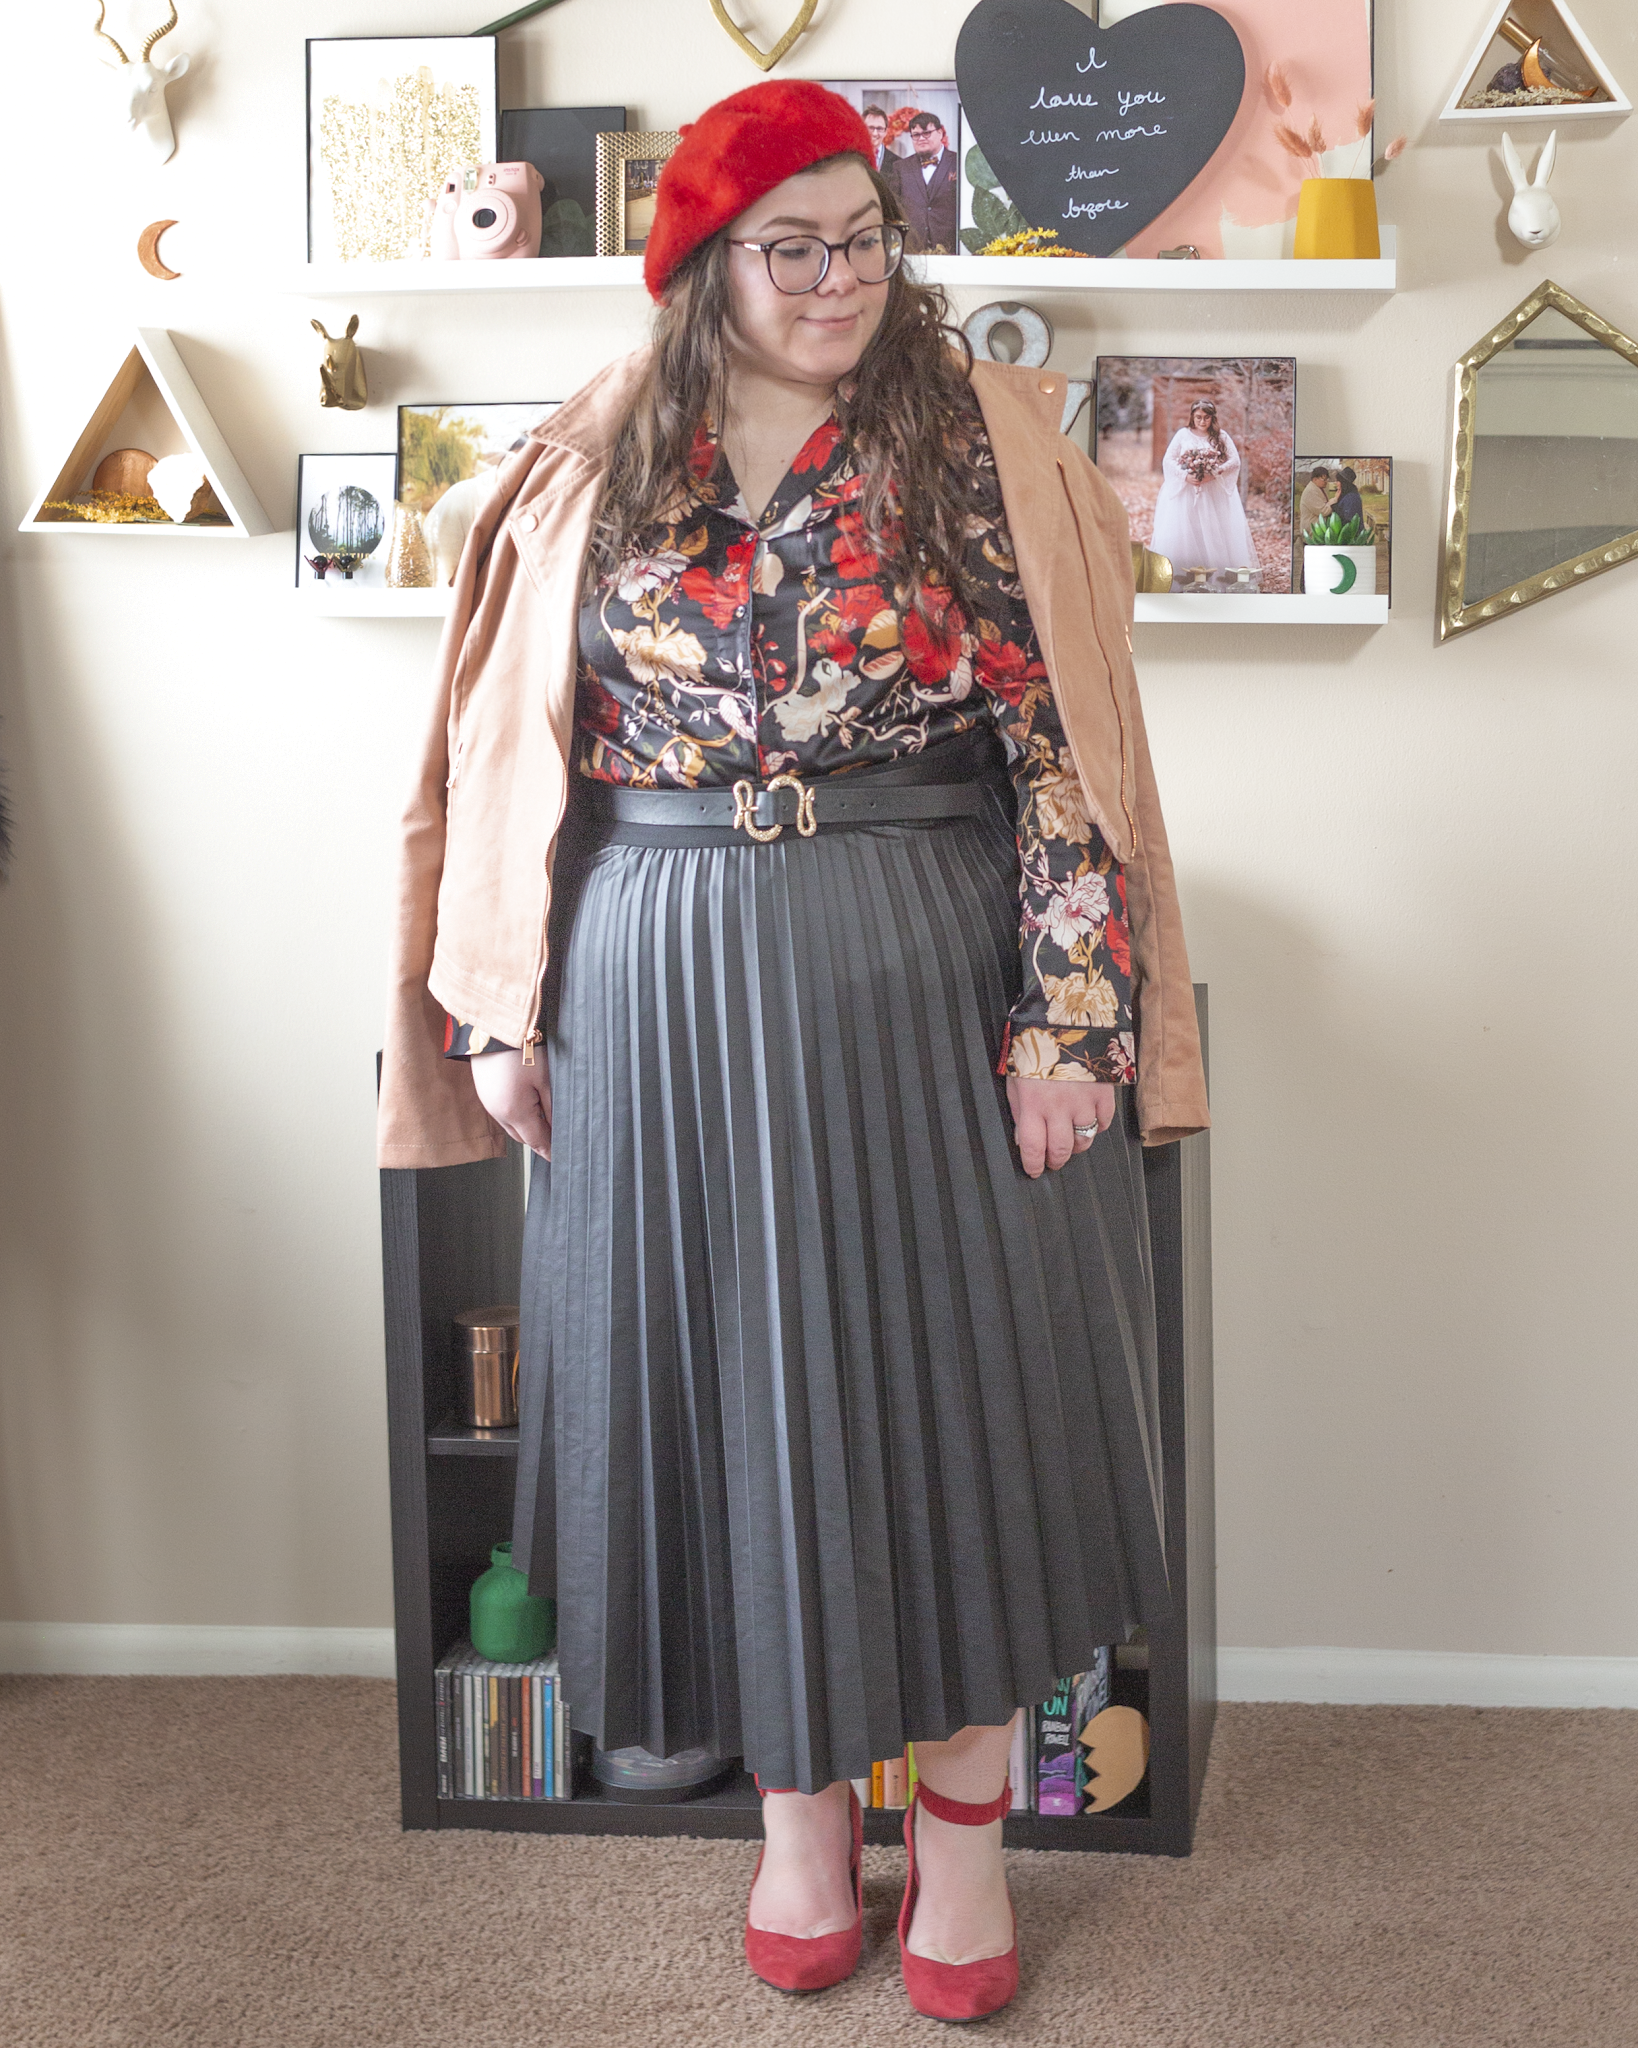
[41,490,171,524]
[1265,66,1407,179]
[976,227,1090,258]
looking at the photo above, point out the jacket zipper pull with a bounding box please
[522,1028,543,1068]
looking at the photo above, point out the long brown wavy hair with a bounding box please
[1189,398,1226,457]
[586,156,981,619]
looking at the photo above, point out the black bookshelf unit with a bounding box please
[381,991,1215,1855]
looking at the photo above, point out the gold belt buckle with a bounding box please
[732,773,817,842]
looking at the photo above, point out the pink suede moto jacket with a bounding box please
[377,351,1210,1169]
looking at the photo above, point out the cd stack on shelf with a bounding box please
[434,1641,571,1801]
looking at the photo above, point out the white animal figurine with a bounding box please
[1502,129,1561,251]
[93,0,189,164]
[424,471,499,587]
[146,454,212,523]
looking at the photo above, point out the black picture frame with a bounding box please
[498,107,626,257]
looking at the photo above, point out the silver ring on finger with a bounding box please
[1073,1124,1099,1139]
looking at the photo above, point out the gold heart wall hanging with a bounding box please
[708,0,817,71]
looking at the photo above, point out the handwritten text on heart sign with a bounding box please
[1024,49,1169,222]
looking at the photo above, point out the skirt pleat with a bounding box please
[513,787,1169,1794]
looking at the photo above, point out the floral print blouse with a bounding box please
[446,396,1134,1085]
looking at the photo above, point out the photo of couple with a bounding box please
[822,80,963,255]
[1295,458,1393,597]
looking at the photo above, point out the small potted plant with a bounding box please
[1303,510,1377,596]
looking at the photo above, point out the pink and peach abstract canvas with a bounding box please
[1098,0,1374,257]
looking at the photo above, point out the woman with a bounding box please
[1333,465,1367,531]
[379,82,1207,2022]
[1149,397,1258,578]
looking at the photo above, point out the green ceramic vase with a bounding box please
[469,1541,555,1661]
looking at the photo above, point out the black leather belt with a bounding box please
[579,771,991,841]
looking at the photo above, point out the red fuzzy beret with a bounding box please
[644,81,876,301]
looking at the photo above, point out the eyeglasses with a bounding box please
[727,223,907,295]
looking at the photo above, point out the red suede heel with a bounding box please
[897,1779,1018,2022]
[744,1784,864,1993]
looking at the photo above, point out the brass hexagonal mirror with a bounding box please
[1440,280,1638,640]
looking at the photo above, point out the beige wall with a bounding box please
[2,1,1635,1657]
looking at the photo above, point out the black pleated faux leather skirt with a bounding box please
[510,729,1168,1793]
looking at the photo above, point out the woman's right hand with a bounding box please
[470,1046,553,1158]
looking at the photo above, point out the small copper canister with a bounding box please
[454,1305,521,1428]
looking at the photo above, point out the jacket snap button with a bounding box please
[516,510,538,532]
[1039,376,1058,395]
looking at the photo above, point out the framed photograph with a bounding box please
[499,106,625,258]
[821,82,965,257]
[595,132,681,257]
[1094,1,1373,258]
[1094,357,1298,595]
[307,36,498,264]
[1294,456,1392,597]
[395,403,562,518]
[295,453,397,589]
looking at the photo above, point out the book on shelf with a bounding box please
[1008,1706,1033,1813]
[1073,1653,1113,1810]
[434,1642,569,1801]
[1035,1649,1116,1817]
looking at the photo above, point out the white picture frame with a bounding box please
[307,36,499,264]
[295,453,398,591]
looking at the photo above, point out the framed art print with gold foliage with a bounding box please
[307,37,499,264]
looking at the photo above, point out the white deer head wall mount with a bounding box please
[93,1,189,164]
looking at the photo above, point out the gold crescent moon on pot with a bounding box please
[138,220,181,280]
[1521,40,1553,91]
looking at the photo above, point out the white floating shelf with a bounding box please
[1134,593,1390,624]
[303,589,1390,626]
[291,231,1397,298]
[299,586,452,617]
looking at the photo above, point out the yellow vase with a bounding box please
[1294,178,1381,260]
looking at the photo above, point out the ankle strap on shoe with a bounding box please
[913,1780,1013,1826]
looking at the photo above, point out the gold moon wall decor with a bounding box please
[708,0,818,72]
[138,220,181,279]
[1440,278,1638,639]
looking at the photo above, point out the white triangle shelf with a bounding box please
[19,328,272,538]
[1442,0,1631,123]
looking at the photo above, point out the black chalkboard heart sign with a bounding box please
[955,0,1247,257]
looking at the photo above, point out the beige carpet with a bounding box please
[2,1678,1633,2046]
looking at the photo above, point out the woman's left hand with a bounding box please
[1006,1075,1116,1178]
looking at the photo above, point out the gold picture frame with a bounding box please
[1439,278,1638,641]
[595,130,681,258]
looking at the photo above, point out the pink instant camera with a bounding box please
[427,162,545,261]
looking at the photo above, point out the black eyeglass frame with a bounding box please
[725,223,908,295]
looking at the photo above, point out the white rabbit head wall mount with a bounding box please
[1502,129,1561,250]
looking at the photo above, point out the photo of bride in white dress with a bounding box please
[1092,356,1297,594]
[1150,401,1258,576]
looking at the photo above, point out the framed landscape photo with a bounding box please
[499,106,625,257]
[821,81,966,256]
[595,131,681,257]
[295,453,396,589]
[395,402,562,516]
[1294,456,1392,597]
[1094,0,1374,258]
[307,36,498,263]
[1094,356,1297,594]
